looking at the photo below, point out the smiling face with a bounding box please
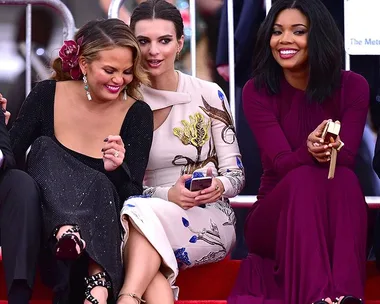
[134,18,184,79]
[270,8,309,72]
[80,46,134,102]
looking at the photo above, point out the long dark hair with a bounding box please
[253,0,343,103]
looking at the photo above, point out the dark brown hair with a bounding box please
[130,0,184,39]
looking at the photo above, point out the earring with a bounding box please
[83,75,92,101]
[123,88,127,101]
[176,51,180,61]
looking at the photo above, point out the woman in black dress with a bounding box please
[10,18,153,304]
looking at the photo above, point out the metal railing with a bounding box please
[0,0,76,95]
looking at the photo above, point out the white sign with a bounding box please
[344,0,380,55]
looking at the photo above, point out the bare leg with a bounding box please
[84,260,108,304]
[118,222,162,303]
[143,271,174,304]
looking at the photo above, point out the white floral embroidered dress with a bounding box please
[120,71,245,298]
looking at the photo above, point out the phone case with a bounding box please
[190,177,212,192]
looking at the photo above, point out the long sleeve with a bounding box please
[143,185,171,200]
[10,81,49,168]
[0,110,15,170]
[336,72,369,168]
[206,84,245,197]
[107,101,153,201]
[243,80,315,178]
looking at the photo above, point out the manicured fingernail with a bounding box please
[103,138,108,142]
[326,152,330,156]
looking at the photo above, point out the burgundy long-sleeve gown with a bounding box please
[228,71,369,304]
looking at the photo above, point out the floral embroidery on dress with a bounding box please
[174,247,191,267]
[214,201,237,227]
[218,156,245,196]
[142,186,157,197]
[177,216,227,268]
[172,113,218,174]
[173,113,210,162]
[199,91,236,144]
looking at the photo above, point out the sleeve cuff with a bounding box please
[152,186,171,201]
[216,176,235,198]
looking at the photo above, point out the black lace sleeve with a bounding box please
[106,100,153,201]
[9,80,54,168]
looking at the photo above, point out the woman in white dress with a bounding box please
[117,1,245,303]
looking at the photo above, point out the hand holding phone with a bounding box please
[190,176,213,191]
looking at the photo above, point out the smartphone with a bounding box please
[190,176,213,192]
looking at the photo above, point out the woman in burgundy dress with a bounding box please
[228,0,368,304]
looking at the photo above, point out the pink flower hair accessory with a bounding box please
[59,36,84,80]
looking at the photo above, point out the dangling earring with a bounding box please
[176,51,180,61]
[123,87,127,101]
[83,74,92,101]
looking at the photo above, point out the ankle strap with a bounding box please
[118,293,146,303]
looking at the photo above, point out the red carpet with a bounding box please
[1,253,380,303]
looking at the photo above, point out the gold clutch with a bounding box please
[321,120,341,179]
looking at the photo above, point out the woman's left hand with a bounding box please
[102,135,125,171]
[194,168,225,205]
[0,93,11,125]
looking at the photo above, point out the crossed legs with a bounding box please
[118,223,174,304]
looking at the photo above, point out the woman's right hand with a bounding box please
[168,175,201,210]
[307,120,331,163]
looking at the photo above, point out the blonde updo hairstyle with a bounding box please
[52,18,148,99]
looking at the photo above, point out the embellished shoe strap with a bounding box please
[118,293,146,303]
[84,272,111,304]
[53,224,80,238]
[85,271,108,285]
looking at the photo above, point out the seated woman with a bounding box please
[9,19,153,304]
[228,0,368,304]
[116,0,244,303]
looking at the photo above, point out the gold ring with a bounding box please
[215,185,219,191]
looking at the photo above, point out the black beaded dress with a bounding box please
[9,80,153,302]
